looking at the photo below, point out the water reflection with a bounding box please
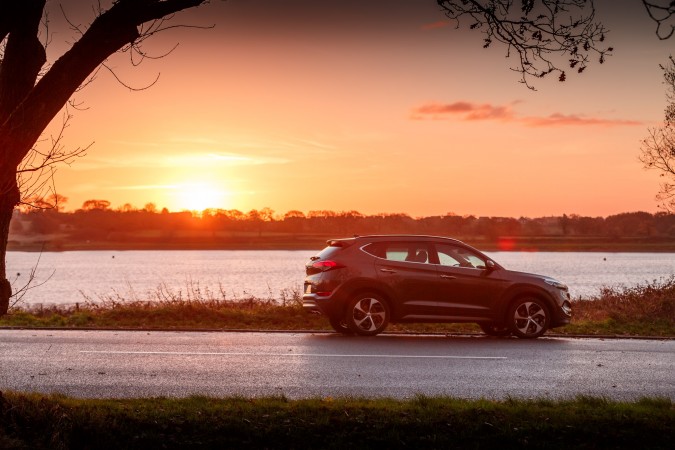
[7,250,675,306]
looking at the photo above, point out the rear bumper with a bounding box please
[302,291,347,318]
[302,296,321,313]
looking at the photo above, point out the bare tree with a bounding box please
[0,0,209,315]
[641,56,675,211]
[17,110,89,212]
[436,1,674,88]
[436,0,613,88]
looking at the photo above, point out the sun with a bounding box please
[172,182,230,212]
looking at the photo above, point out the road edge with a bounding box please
[0,326,672,340]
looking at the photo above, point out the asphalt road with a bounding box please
[0,329,673,400]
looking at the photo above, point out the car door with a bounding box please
[431,243,510,320]
[370,241,439,319]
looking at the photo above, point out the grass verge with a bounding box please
[1,392,673,449]
[1,277,674,337]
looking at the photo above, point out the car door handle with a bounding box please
[440,275,456,280]
[379,268,396,274]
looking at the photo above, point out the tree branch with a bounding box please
[641,56,675,211]
[0,0,47,121]
[642,0,675,40]
[0,0,209,172]
[437,0,612,89]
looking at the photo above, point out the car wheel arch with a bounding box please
[347,287,395,319]
[499,285,557,320]
[338,280,398,320]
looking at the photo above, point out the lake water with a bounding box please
[6,250,675,307]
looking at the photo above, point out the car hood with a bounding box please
[500,269,557,285]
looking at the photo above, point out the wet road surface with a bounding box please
[0,329,673,399]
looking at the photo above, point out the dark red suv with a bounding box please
[303,235,571,338]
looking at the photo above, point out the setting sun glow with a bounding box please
[171,182,229,212]
[43,1,672,217]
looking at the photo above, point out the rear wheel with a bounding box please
[346,292,390,336]
[328,316,353,335]
[479,323,511,337]
[508,297,550,339]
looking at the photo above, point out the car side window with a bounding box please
[362,242,386,258]
[435,244,487,269]
[364,242,430,264]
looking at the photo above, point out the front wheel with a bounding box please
[507,297,550,339]
[346,293,390,336]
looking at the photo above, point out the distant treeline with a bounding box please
[8,201,675,251]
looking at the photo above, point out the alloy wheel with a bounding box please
[348,294,389,336]
[509,298,549,338]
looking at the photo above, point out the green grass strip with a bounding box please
[1,392,673,449]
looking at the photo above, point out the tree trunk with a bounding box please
[0,176,19,316]
[0,0,209,315]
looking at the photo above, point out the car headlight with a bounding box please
[544,278,567,290]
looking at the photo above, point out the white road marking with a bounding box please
[80,350,506,360]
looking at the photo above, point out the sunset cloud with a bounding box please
[521,113,643,127]
[421,20,450,31]
[411,102,516,121]
[410,101,642,127]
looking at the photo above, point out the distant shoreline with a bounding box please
[8,235,675,252]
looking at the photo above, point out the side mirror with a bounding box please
[485,260,496,271]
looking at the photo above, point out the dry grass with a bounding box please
[2,277,674,336]
[3,282,330,330]
[573,276,674,322]
[565,276,675,336]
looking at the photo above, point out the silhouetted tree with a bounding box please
[0,0,209,315]
[438,1,673,88]
[284,210,306,220]
[46,194,68,212]
[81,199,112,211]
[437,0,612,88]
[641,56,675,211]
[560,214,571,235]
[144,203,158,214]
[119,203,137,213]
[258,207,276,222]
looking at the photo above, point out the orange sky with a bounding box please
[36,0,674,217]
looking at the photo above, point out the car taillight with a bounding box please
[311,260,344,272]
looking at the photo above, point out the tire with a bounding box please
[345,292,390,336]
[479,323,511,337]
[328,316,354,335]
[507,297,550,339]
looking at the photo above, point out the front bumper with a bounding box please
[550,292,572,328]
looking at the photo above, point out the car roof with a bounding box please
[327,234,467,247]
